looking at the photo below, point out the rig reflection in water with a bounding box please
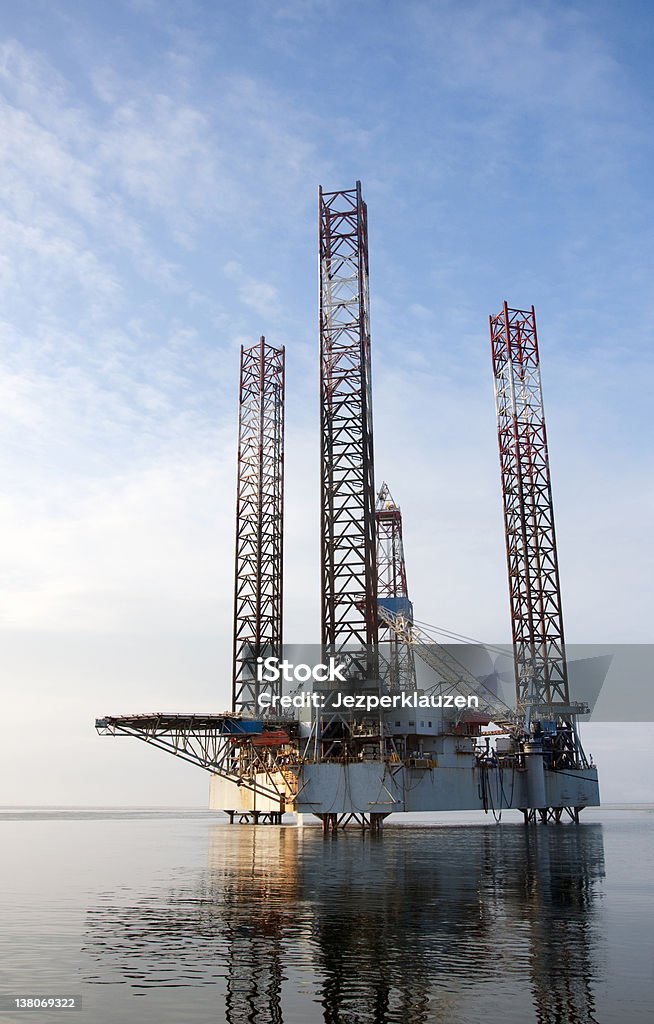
[83,822,606,1024]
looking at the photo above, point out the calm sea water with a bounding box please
[0,806,652,1024]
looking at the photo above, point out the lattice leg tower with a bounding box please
[232,337,285,716]
[489,304,569,715]
[319,182,378,662]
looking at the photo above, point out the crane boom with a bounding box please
[378,607,517,727]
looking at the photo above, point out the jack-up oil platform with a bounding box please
[96,182,600,829]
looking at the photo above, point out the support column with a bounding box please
[232,337,285,715]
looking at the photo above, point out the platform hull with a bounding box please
[296,762,599,814]
[210,761,599,817]
[209,774,286,814]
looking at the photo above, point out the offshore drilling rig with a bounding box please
[96,182,600,828]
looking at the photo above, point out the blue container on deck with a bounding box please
[377,596,414,622]
[222,718,263,735]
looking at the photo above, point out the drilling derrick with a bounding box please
[232,336,285,716]
[376,483,417,692]
[319,182,378,662]
[489,304,573,723]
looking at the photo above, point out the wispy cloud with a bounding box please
[224,260,284,321]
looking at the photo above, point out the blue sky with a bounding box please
[1,0,652,804]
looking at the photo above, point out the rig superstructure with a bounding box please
[96,182,599,829]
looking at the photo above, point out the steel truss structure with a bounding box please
[376,483,409,600]
[376,483,417,692]
[95,714,298,807]
[232,337,285,715]
[489,303,570,715]
[319,182,378,662]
